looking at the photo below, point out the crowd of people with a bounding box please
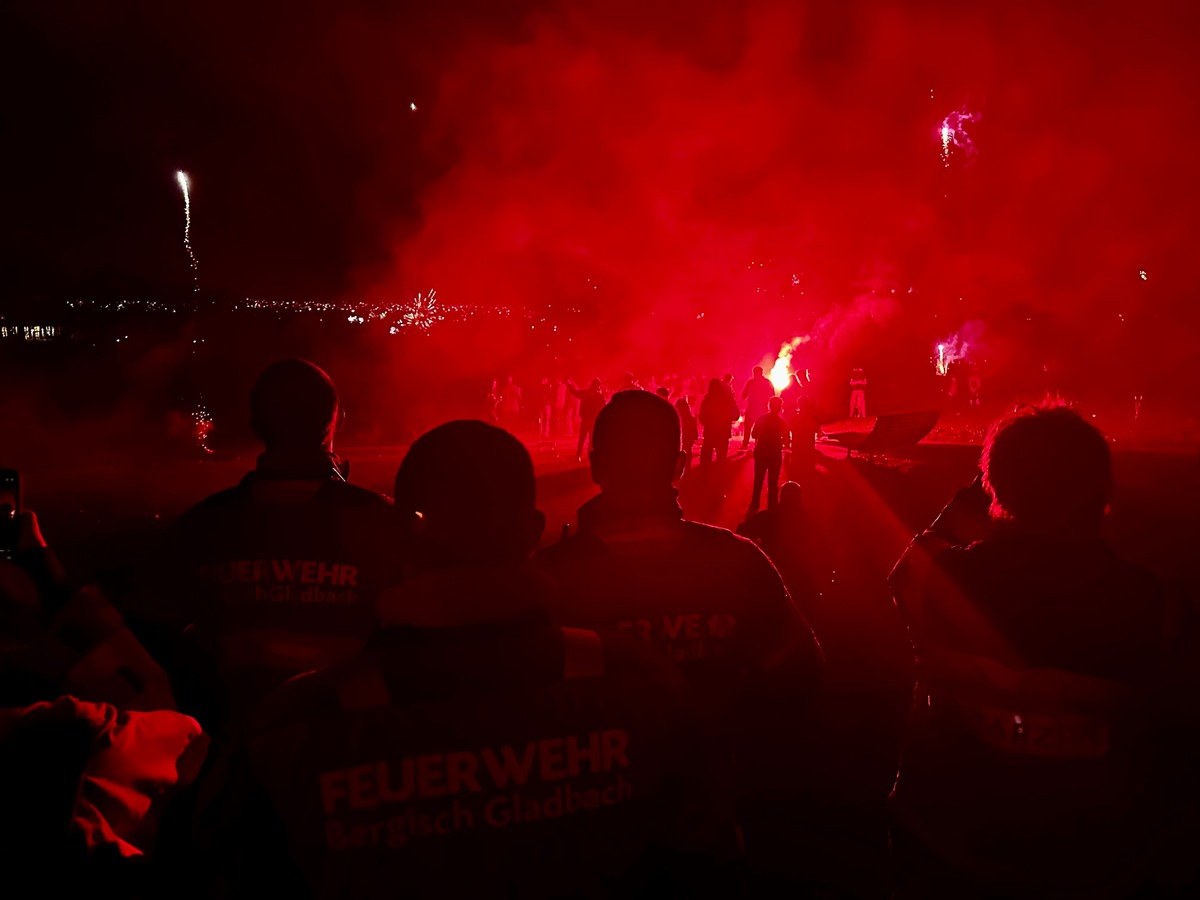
[490,368,819,484]
[2,356,1194,898]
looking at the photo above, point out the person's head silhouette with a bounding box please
[250,359,339,452]
[982,406,1111,535]
[779,481,803,513]
[589,390,685,495]
[753,366,764,378]
[768,396,783,414]
[394,421,544,570]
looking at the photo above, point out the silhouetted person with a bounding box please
[698,378,738,465]
[202,420,732,897]
[655,386,670,400]
[499,375,522,429]
[741,366,775,449]
[889,407,1174,896]
[538,377,555,438]
[788,396,819,488]
[536,390,823,889]
[736,482,811,599]
[553,377,568,437]
[568,377,605,461]
[749,396,790,513]
[675,396,698,473]
[139,359,399,735]
[849,367,867,418]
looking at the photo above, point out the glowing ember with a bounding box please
[939,107,980,167]
[176,170,199,291]
[769,336,809,391]
[193,399,214,455]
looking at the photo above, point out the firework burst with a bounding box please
[397,290,445,332]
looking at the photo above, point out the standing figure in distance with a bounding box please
[568,377,606,462]
[675,396,698,474]
[499,376,522,430]
[741,366,776,450]
[967,363,982,408]
[553,377,568,437]
[849,367,867,418]
[698,378,739,466]
[749,397,791,513]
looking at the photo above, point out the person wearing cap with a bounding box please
[135,359,400,735]
[202,420,733,897]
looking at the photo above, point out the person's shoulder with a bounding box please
[680,519,770,556]
[321,480,394,510]
[251,662,351,735]
[172,481,252,528]
[535,531,603,572]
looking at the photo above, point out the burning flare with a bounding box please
[935,334,969,375]
[939,107,980,167]
[769,336,810,391]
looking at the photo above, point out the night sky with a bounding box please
[4,0,1199,389]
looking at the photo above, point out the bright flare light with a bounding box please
[935,334,968,375]
[769,336,809,391]
[176,170,199,291]
[939,107,980,167]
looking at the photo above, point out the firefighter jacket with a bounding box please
[147,450,401,732]
[200,565,733,898]
[535,490,823,806]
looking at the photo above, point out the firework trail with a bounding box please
[176,170,199,291]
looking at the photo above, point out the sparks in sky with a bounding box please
[397,290,445,332]
[176,170,199,291]
[939,107,980,167]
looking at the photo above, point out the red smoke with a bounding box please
[348,0,1200,405]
